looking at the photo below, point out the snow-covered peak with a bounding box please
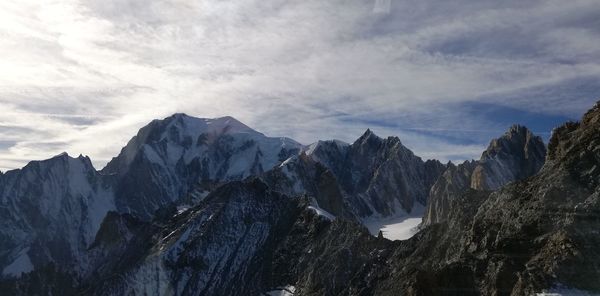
[164,114,259,139]
[149,114,303,168]
[301,139,349,174]
[0,147,115,277]
[16,151,96,176]
[304,139,349,156]
[100,113,303,220]
[103,114,302,174]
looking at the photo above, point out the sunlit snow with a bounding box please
[2,248,33,277]
[536,283,600,296]
[307,205,335,221]
[363,203,425,241]
[265,285,296,296]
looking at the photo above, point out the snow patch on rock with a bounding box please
[265,285,296,296]
[537,286,599,296]
[362,203,425,241]
[307,205,335,221]
[2,247,33,277]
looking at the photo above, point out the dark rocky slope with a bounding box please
[272,102,600,295]
[85,178,303,296]
[263,130,446,219]
[423,125,546,225]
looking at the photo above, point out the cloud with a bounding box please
[0,0,599,170]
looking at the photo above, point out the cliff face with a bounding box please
[267,131,446,219]
[423,160,477,225]
[471,125,546,190]
[0,154,115,277]
[423,125,546,226]
[341,130,446,213]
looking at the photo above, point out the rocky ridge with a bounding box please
[423,125,546,225]
[268,101,600,295]
[264,130,446,219]
[3,101,597,296]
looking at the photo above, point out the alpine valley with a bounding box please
[1,102,599,296]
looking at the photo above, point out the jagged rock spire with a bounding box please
[424,124,547,225]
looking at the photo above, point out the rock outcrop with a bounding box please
[423,125,546,225]
[268,130,446,219]
[471,125,546,190]
[84,179,302,296]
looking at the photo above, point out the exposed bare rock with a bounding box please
[423,160,477,225]
[471,125,546,190]
[423,125,546,226]
[276,130,446,218]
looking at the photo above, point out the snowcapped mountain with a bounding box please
[0,114,446,284]
[5,106,598,296]
[0,114,302,280]
[103,114,302,220]
[0,153,114,277]
[423,125,546,225]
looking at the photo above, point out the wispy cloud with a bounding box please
[0,0,599,170]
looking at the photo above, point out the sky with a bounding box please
[1,0,600,171]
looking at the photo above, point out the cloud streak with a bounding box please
[0,0,599,171]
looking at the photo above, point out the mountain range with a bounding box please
[1,101,599,295]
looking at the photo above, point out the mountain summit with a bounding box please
[102,114,298,175]
[102,114,302,219]
[471,124,546,190]
[0,114,302,280]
